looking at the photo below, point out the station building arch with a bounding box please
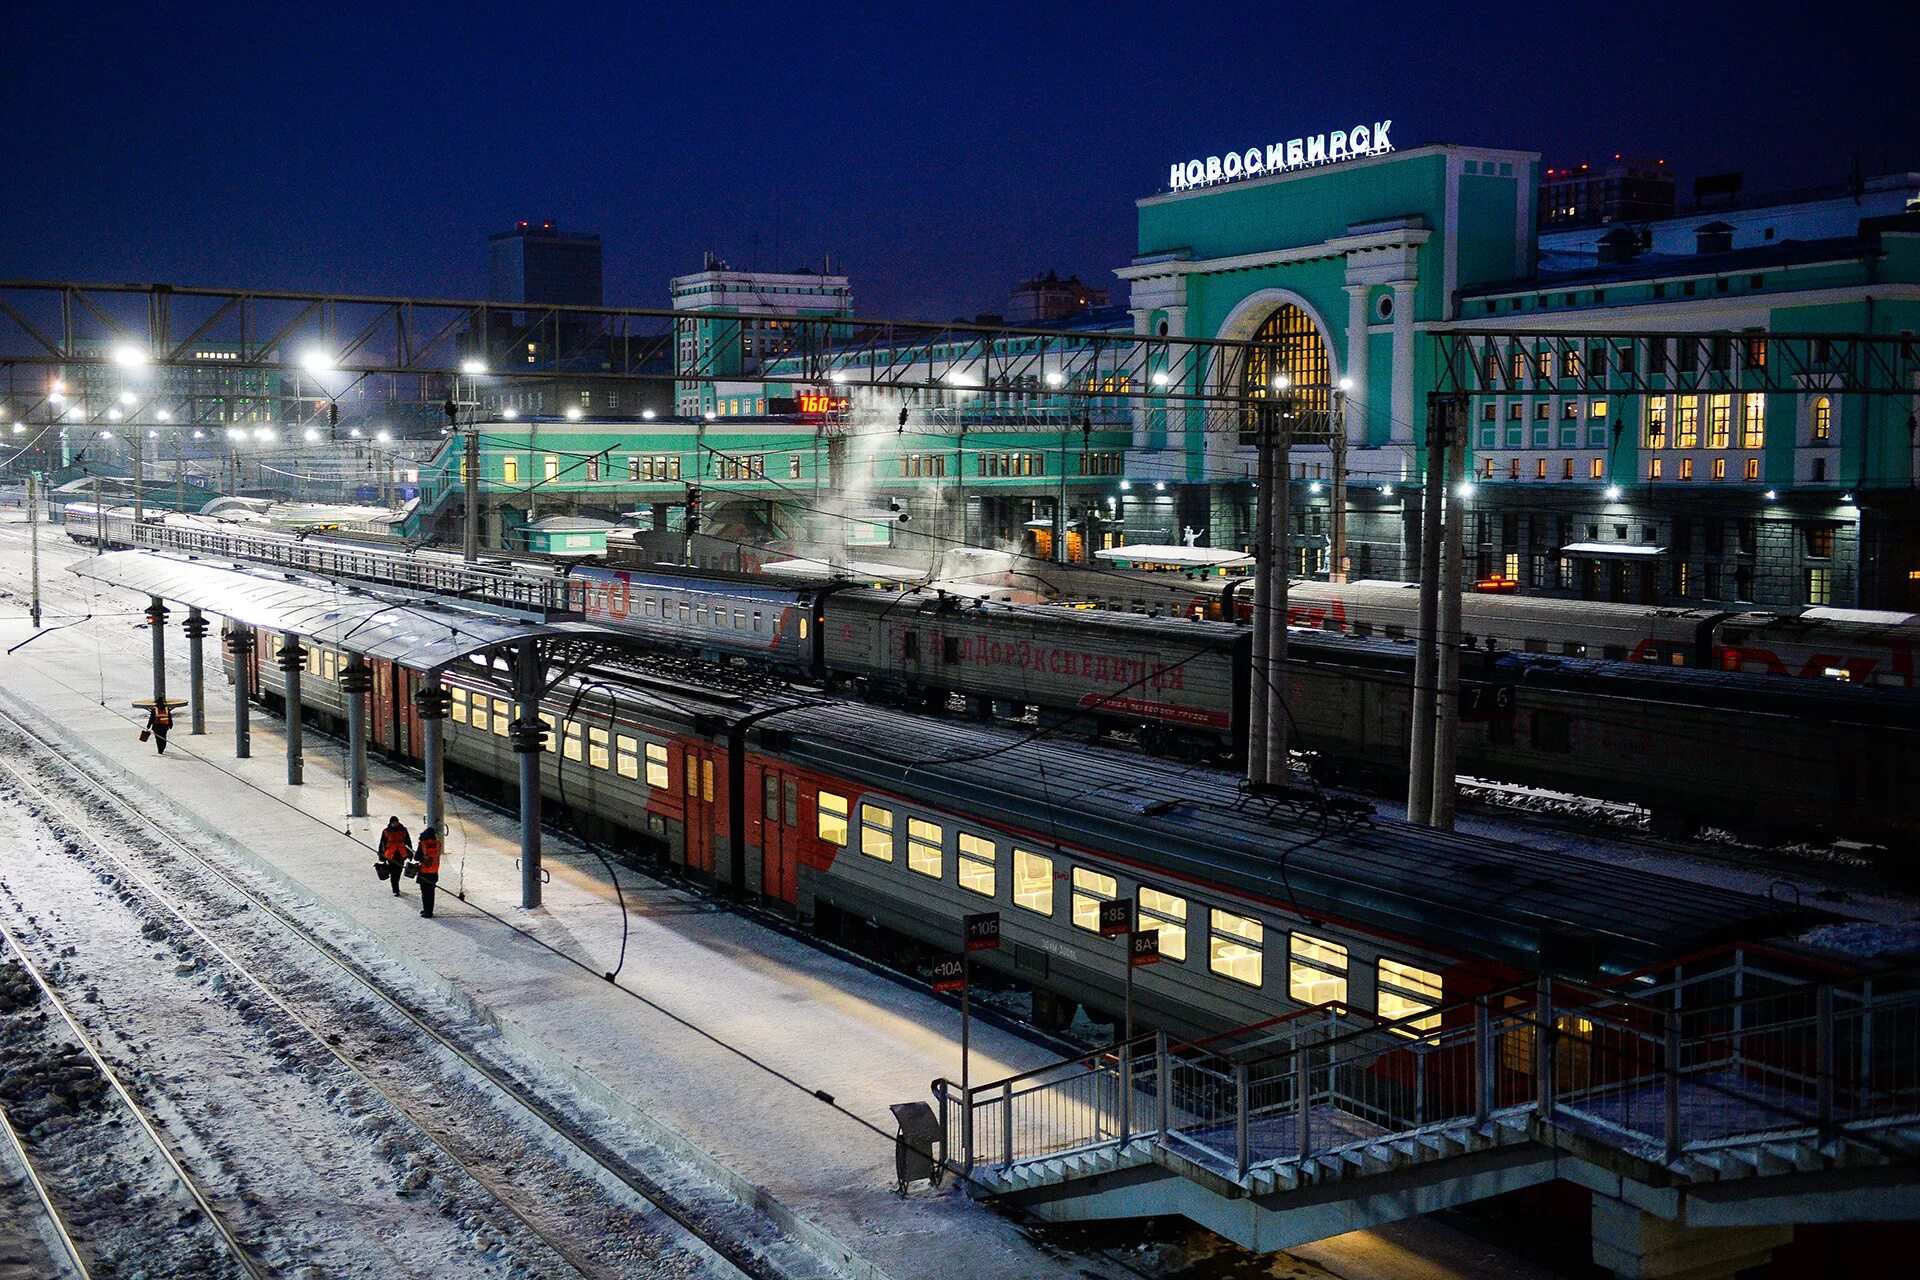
[1215,288,1341,446]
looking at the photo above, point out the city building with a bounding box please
[670,256,853,418]
[1006,272,1111,324]
[487,220,604,307]
[1539,157,1675,230]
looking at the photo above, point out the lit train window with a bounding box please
[1209,910,1263,987]
[1071,867,1117,932]
[816,792,849,847]
[859,804,894,861]
[1378,959,1443,1033]
[588,726,609,770]
[1138,887,1188,961]
[701,760,713,802]
[645,743,668,788]
[470,697,490,734]
[907,819,943,879]
[449,689,468,724]
[1012,849,1054,915]
[1289,933,1348,1006]
[615,735,639,779]
[957,834,996,897]
[492,700,511,737]
[561,721,582,761]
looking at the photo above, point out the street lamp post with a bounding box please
[1331,379,1352,583]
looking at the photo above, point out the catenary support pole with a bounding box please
[1330,387,1350,584]
[132,430,143,526]
[415,682,449,835]
[278,634,305,786]
[511,641,545,909]
[1245,401,1274,787]
[1407,394,1448,824]
[227,626,253,759]
[1264,406,1292,782]
[92,476,103,552]
[184,608,207,733]
[340,656,371,818]
[147,597,168,707]
[1431,404,1466,829]
[462,427,480,563]
[27,474,41,628]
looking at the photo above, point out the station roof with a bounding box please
[71,551,598,673]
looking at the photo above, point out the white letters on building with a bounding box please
[1167,119,1395,191]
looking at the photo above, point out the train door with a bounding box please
[370,661,396,751]
[679,741,716,880]
[757,764,800,906]
[397,667,423,759]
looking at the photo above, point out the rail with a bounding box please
[936,948,1920,1188]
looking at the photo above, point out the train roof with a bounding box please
[748,699,1826,980]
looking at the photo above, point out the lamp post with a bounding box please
[1331,378,1352,583]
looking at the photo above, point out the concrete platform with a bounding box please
[0,523,1571,1280]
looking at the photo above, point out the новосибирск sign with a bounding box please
[1168,121,1394,191]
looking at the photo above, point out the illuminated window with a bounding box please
[644,742,668,788]
[1741,393,1765,448]
[1680,458,1695,481]
[817,792,850,847]
[543,454,559,482]
[701,759,713,802]
[1138,886,1188,961]
[907,818,942,878]
[588,726,609,770]
[1563,458,1575,479]
[1566,350,1583,379]
[492,699,511,737]
[859,803,894,861]
[562,720,583,761]
[1209,910,1263,987]
[502,456,519,483]
[1744,458,1760,481]
[1535,459,1547,479]
[1708,394,1731,449]
[1676,396,1699,448]
[1590,398,1608,418]
[1589,458,1604,480]
[1811,397,1832,442]
[958,833,995,896]
[1713,458,1727,481]
[1071,867,1117,932]
[1483,458,1496,479]
[1378,959,1443,1032]
[1645,398,1667,448]
[468,694,490,733]
[1535,402,1550,421]
[449,688,468,724]
[1239,304,1329,445]
[1509,458,1520,480]
[615,734,638,779]
[1650,458,1664,480]
[1013,849,1054,914]
[1536,351,1553,379]
[1289,933,1348,1005]
[1808,567,1832,606]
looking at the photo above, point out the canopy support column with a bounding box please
[226,626,253,758]
[277,635,306,786]
[415,681,450,835]
[183,608,208,734]
[340,657,371,818]
[510,641,545,909]
[146,597,168,707]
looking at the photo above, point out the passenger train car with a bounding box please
[227,629,1836,1042]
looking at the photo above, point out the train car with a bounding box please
[236,631,1834,1043]
[820,589,1249,754]
[1715,607,1918,686]
[563,564,840,675]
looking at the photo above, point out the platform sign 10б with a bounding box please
[964,912,1001,953]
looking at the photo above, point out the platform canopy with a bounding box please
[70,550,613,676]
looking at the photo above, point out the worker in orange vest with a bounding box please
[412,826,443,918]
[144,703,173,755]
[377,816,412,896]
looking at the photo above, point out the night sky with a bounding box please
[4,1,1910,320]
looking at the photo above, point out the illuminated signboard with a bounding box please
[1168,120,1394,192]
[797,393,849,415]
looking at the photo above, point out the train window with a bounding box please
[615,735,639,779]
[800,616,810,640]
[588,727,610,770]
[1288,933,1348,1005]
[1012,849,1054,915]
[1378,959,1443,1033]
[322,651,340,680]
[645,743,668,788]
[1071,868,1117,932]
[562,721,584,762]
[644,599,657,618]
[679,603,691,623]
[696,605,708,626]
[449,689,468,724]
[470,696,490,734]
[494,700,512,737]
[764,775,780,822]
[1352,621,1372,639]
[957,833,996,896]
[859,804,894,861]
[752,611,763,633]
[907,819,943,878]
[734,609,746,629]
[784,779,798,826]
[701,760,713,802]
[1137,887,1187,961]
[1209,910,1263,987]
[1561,642,1587,657]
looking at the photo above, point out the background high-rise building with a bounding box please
[1006,271,1110,324]
[487,220,604,306]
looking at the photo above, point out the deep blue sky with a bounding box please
[3,1,1909,319]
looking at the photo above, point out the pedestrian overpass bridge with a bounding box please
[932,947,1919,1279]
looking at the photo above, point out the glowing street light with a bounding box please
[460,358,488,376]
[1045,371,1065,388]
[502,407,519,420]
[376,429,392,443]
[99,429,115,439]
[1381,484,1394,497]
[254,426,274,441]
[1604,485,1623,500]
[192,430,205,439]
[1273,374,1291,391]
[1308,481,1322,494]
[302,349,336,374]
[642,409,657,421]
[702,411,716,422]
[1151,371,1169,387]
[1338,376,1354,391]
[157,409,171,422]
[107,408,122,422]
[11,423,24,435]
[111,344,149,369]
[48,391,65,405]
[828,370,847,384]
[1456,481,1476,499]
[349,427,363,439]
[565,405,583,421]
[304,428,320,442]
[118,390,137,406]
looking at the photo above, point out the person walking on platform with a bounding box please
[412,826,443,918]
[378,816,412,897]
[143,703,173,755]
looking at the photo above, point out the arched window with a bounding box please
[1241,304,1330,445]
[1810,396,1832,443]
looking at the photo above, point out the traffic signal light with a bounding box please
[328,402,339,429]
[685,485,702,534]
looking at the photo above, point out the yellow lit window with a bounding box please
[1209,910,1263,987]
[1535,459,1547,479]
[701,759,713,802]
[1745,458,1760,481]
[469,695,490,733]
[503,456,519,483]
[1071,867,1117,932]
[1378,958,1443,1032]
[1741,393,1766,448]
[1713,457,1727,481]
[544,455,559,481]
[907,818,942,878]
[1589,458,1604,480]
[1676,395,1699,448]
[562,720,583,761]
[1680,458,1695,481]
[1138,886,1187,961]
[615,734,639,779]
[1590,398,1608,418]
[450,688,468,724]
[817,791,849,847]
[958,833,995,896]
[1289,932,1348,1006]
[1811,396,1832,442]
[1013,849,1054,914]
[1650,458,1664,480]
[859,803,893,861]
[492,698,511,736]
[1708,393,1732,449]
[644,742,668,788]
[588,726,609,770]
[1645,398,1667,448]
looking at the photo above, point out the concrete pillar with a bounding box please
[1344,285,1371,446]
[1590,1198,1790,1280]
[340,656,371,818]
[183,608,208,735]
[277,634,306,786]
[227,626,253,759]
[510,641,545,909]
[146,597,168,707]
[414,681,450,835]
[1431,422,1465,828]
[1389,281,1418,445]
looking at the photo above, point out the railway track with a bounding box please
[0,702,824,1280]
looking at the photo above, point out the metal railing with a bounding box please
[936,949,1920,1189]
